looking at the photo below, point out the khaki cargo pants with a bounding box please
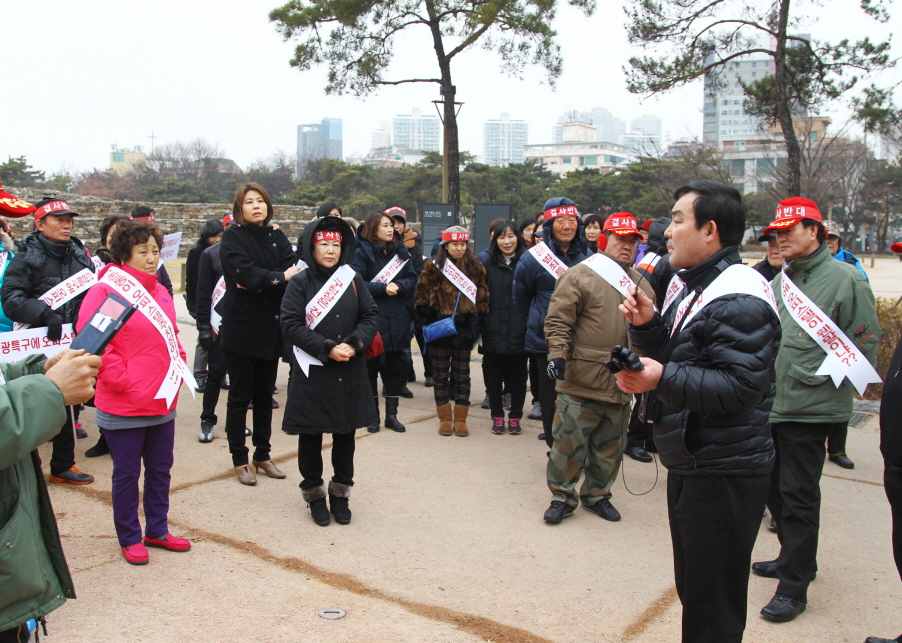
[546,393,629,508]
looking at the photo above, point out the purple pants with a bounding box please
[102,420,175,547]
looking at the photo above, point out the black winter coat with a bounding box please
[480,254,527,355]
[752,257,779,282]
[1,231,94,326]
[194,243,223,332]
[630,246,781,476]
[512,216,588,353]
[350,236,416,352]
[881,337,902,469]
[219,224,296,360]
[281,219,379,434]
[185,238,213,318]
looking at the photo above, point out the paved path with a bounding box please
[39,259,902,643]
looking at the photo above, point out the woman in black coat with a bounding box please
[281,216,379,527]
[351,212,417,433]
[185,217,224,391]
[480,221,529,435]
[219,183,301,486]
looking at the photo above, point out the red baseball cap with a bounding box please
[0,180,36,218]
[639,219,654,231]
[33,198,78,222]
[603,212,641,237]
[763,197,822,235]
[223,212,235,226]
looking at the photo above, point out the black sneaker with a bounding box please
[481,396,490,409]
[198,421,214,443]
[543,500,574,524]
[583,498,621,522]
[424,376,434,387]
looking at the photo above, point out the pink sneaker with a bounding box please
[144,534,191,552]
[491,417,505,435]
[122,543,149,565]
[508,418,521,435]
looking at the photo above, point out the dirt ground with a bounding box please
[37,255,902,643]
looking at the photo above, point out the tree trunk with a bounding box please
[425,0,461,211]
[774,0,802,196]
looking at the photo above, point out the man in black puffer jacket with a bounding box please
[616,181,781,643]
[1,197,96,485]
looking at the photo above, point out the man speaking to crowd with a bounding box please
[615,181,781,643]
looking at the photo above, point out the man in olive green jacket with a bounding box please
[541,213,654,524]
[0,350,100,642]
[753,197,880,624]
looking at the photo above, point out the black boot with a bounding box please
[85,433,109,457]
[384,396,406,432]
[328,481,352,525]
[302,484,330,526]
[367,396,380,433]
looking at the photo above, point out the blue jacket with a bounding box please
[512,216,588,353]
[834,247,868,280]
[351,235,417,352]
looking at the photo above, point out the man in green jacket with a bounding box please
[0,349,101,642]
[753,197,880,623]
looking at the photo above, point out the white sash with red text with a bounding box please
[779,271,881,395]
[372,255,408,285]
[210,277,227,333]
[670,264,778,336]
[661,273,685,314]
[13,268,97,331]
[528,242,569,281]
[91,255,104,272]
[293,265,356,376]
[582,252,637,299]
[440,259,478,304]
[100,267,195,407]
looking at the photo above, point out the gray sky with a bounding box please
[3,0,899,175]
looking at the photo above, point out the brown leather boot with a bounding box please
[437,403,453,436]
[453,404,469,437]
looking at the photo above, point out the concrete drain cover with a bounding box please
[318,608,345,620]
[849,412,872,428]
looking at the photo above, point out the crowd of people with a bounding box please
[0,174,900,643]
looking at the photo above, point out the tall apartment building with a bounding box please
[592,107,627,144]
[371,123,391,151]
[297,117,343,173]
[392,108,440,152]
[483,113,528,166]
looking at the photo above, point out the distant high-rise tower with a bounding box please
[297,117,343,174]
[392,108,440,152]
[371,123,391,151]
[483,113,528,166]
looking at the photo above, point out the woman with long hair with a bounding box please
[351,212,418,433]
[519,217,539,249]
[281,216,379,526]
[76,219,191,565]
[480,221,529,435]
[219,183,300,485]
[414,226,489,437]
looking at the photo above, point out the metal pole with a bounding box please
[442,119,449,204]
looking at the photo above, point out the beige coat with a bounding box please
[544,256,655,404]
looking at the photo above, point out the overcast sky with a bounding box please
[3,0,900,175]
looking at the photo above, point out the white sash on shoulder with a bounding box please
[582,252,636,298]
[779,271,881,395]
[661,273,685,315]
[13,268,97,331]
[440,259,478,304]
[293,265,356,376]
[100,267,195,407]
[528,242,569,281]
[210,277,227,333]
[372,255,408,285]
[670,264,777,336]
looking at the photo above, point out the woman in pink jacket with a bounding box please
[76,219,191,565]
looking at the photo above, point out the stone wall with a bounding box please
[5,188,317,254]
